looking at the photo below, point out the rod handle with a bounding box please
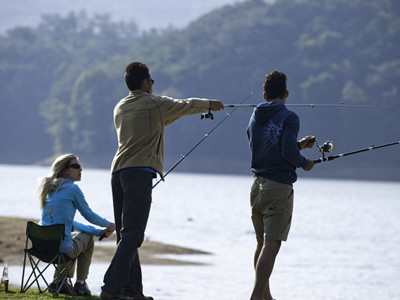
[314,156,336,164]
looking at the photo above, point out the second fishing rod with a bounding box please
[313,140,400,164]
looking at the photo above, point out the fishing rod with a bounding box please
[152,92,254,188]
[103,97,260,240]
[313,141,400,164]
[223,103,396,109]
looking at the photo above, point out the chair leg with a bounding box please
[20,254,61,293]
[20,238,30,293]
[22,256,50,293]
[20,250,28,293]
[51,259,76,295]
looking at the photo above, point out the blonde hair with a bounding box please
[38,154,77,208]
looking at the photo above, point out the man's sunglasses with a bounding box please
[68,164,81,169]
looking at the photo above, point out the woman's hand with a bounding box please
[107,222,116,233]
[99,222,116,240]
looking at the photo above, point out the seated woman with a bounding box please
[38,154,115,296]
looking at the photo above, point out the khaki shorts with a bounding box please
[250,176,294,242]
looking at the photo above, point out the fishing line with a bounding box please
[313,141,400,164]
[152,92,254,188]
[223,103,399,109]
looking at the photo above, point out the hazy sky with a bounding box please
[0,0,248,32]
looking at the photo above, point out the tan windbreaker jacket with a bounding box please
[111,89,211,179]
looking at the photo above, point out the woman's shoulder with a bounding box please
[62,180,83,194]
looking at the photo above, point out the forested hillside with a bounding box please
[1,0,399,180]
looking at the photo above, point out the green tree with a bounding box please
[69,69,116,156]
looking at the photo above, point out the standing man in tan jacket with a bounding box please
[101,62,224,300]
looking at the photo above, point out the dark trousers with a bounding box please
[102,168,153,294]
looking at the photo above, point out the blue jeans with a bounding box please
[102,168,154,294]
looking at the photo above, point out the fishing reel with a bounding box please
[200,109,214,120]
[316,140,335,159]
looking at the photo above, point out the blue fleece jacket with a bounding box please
[246,102,308,185]
[40,179,110,252]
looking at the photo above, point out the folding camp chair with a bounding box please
[20,221,76,295]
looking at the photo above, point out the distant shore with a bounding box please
[0,216,211,266]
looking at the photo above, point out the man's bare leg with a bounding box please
[250,239,281,300]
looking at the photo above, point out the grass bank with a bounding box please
[0,287,99,299]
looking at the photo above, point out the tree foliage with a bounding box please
[0,0,399,180]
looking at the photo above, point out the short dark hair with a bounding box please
[263,70,287,100]
[125,62,151,91]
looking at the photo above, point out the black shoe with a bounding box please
[48,280,74,295]
[74,281,91,296]
[125,292,154,300]
[100,289,129,300]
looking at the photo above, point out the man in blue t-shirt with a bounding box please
[246,70,315,300]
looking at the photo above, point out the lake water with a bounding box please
[1,164,399,300]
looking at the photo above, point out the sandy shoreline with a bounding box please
[0,216,211,266]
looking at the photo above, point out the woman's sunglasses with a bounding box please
[68,164,81,169]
